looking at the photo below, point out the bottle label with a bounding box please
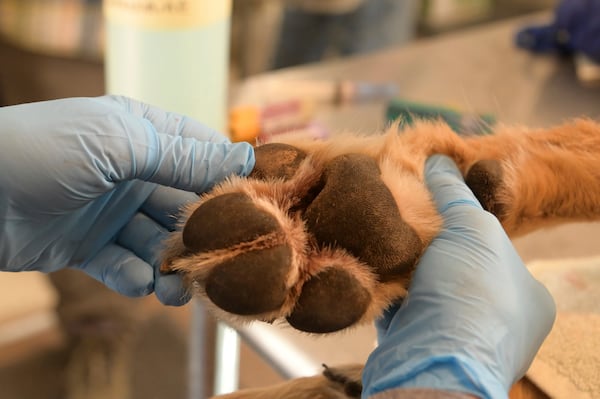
[104,0,231,29]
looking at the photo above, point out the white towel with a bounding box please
[527,256,600,399]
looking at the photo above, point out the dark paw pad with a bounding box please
[286,267,371,333]
[182,192,280,252]
[249,143,307,180]
[304,154,423,280]
[183,192,292,316]
[167,143,428,333]
[205,246,291,315]
[465,159,506,217]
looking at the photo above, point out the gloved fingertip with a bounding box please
[424,155,482,214]
[155,273,192,306]
[424,155,462,180]
[190,141,255,193]
[78,246,155,297]
[530,277,557,329]
[114,259,155,297]
[230,141,256,176]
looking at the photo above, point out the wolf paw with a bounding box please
[162,141,437,333]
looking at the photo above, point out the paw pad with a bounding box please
[163,142,430,333]
[304,153,422,280]
[205,245,292,315]
[250,143,307,180]
[182,192,280,252]
[286,267,371,333]
[465,159,506,217]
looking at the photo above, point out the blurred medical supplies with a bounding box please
[230,99,328,144]
[246,79,399,105]
[386,99,495,135]
[230,79,398,143]
[515,0,600,87]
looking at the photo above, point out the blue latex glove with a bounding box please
[0,95,255,305]
[515,0,600,62]
[362,155,556,399]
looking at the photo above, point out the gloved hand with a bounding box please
[362,155,556,399]
[515,0,600,62]
[0,95,254,305]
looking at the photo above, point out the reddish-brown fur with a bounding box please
[162,118,600,330]
[161,118,598,398]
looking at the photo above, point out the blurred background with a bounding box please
[0,1,570,399]
[0,0,555,105]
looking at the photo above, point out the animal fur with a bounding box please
[210,364,547,399]
[215,364,363,399]
[159,118,598,398]
[161,118,600,333]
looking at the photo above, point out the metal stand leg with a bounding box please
[188,298,240,398]
[188,299,207,399]
[213,323,240,395]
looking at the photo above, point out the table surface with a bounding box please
[229,12,600,380]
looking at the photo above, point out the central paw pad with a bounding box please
[162,142,428,333]
[304,154,422,280]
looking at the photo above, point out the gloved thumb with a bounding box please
[138,132,255,193]
[424,155,482,215]
[107,122,255,193]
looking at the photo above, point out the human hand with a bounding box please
[362,155,556,399]
[515,0,600,62]
[0,95,254,305]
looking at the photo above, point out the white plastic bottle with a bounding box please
[103,0,231,131]
[103,2,239,397]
